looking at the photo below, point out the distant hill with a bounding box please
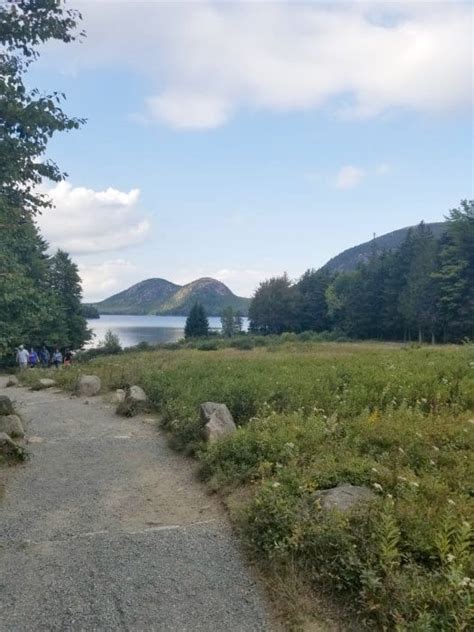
[321,222,447,274]
[94,277,250,316]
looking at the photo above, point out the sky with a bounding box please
[31,0,473,302]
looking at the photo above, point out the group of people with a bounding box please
[15,345,73,370]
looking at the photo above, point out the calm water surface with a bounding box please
[87,315,248,348]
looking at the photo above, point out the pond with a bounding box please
[86,314,249,348]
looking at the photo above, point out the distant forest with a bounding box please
[249,201,473,343]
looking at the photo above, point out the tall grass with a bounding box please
[20,341,474,628]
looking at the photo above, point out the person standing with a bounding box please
[39,345,50,368]
[64,349,73,367]
[52,348,63,369]
[16,345,29,371]
[29,348,39,368]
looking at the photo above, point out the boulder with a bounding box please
[0,396,14,416]
[111,389,126,404]
[0,432,24,459]
[115,385,148,417]
[311,484,375,513]
[75,375,101,397]
[0,415,24,439]
[128,385,147,405]
[38,378,56,389]
[6,376,19,387]
[199,402,236,443]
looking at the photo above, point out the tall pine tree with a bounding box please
[0,1,88,358]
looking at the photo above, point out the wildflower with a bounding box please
[447,553,455,563]
[460,577,473,588]
[272,482,281,488]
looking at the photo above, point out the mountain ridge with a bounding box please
[93,277,250,316]
[320,221,447,274]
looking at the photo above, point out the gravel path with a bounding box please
[0,379,272,631]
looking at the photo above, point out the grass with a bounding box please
[19,340,474,629]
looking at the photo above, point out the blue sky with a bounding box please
[33,1,473,301]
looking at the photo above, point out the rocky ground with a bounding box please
[0,377,272,631]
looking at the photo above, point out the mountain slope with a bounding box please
[158,278,250,316]
[321,222,446,274]
[94,278,180,315]
[94,277,250,316]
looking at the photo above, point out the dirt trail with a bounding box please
[0,378,271,631]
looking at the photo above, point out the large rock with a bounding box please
[0,432,24,459]
[116,385,148,417]
[311,484,375,513]
[0,396,14,416]
[200,402,236,443]
[6,376,19,387]
[128,385,147,405]
[38,378,56,389]
[75,375,101,397]
[0,415,24,439]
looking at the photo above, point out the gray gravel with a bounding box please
[0,379,272,631]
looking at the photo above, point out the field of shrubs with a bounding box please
[20,340,474,629]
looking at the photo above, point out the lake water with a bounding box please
[86,315,248,348]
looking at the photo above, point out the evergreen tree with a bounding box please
[185,303,209,338]
[49,250,91,349]
[398,223,439,342]
[221,305,236,337]
[295,269,331,332]
[249,274,298,334]
[0,1,86,358]
[436,201,474,341]
[234,311,244,333]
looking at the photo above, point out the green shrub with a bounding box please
[26,340,473,628]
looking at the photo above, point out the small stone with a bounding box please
[0,396,14,416]
[75,375,101,397]
[111,389,126,404]
[0,414,25,439]
[6,376,19,387]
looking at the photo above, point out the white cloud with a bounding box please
[147,92,231,130]
[212,268,267,297]
[38,182,151,255]
[335,165,366,189]
[78,259,143,303]
[43,1,473,129]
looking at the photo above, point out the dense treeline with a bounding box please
[249,201,474,343]
[0,2,89,357]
